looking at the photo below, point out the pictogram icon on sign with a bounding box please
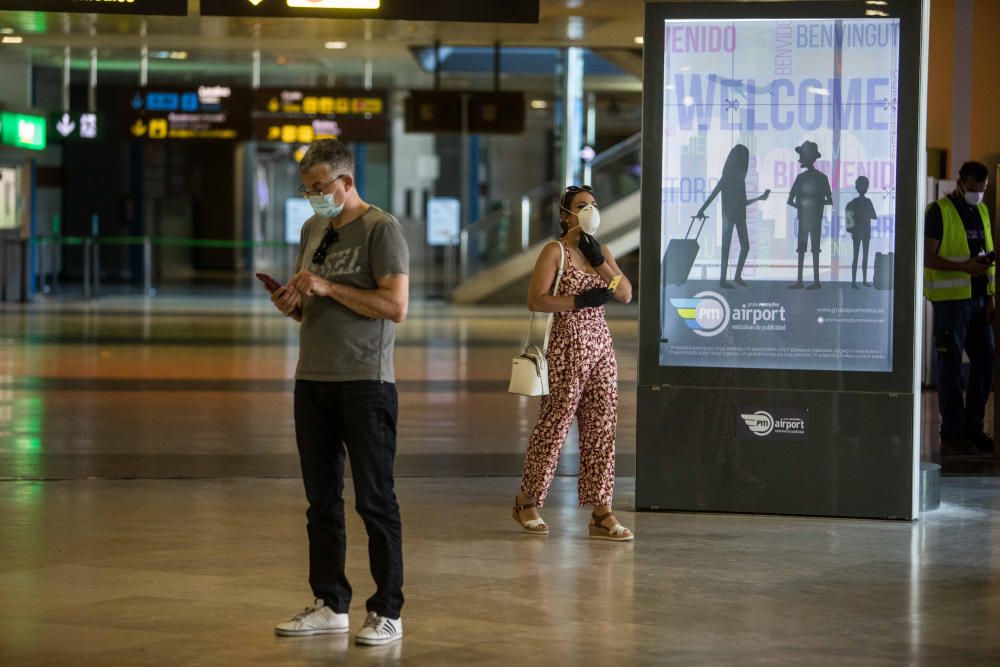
[56,113,76,137]
[149,118,168,139]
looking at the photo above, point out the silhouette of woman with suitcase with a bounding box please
[693,144,770,288]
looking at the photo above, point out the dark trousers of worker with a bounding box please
[294,379,403,619]
[932,297,995,439]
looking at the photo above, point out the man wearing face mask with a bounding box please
[271,139,409,646]
[924,160,995,456]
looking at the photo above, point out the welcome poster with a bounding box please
[658,18,900,372]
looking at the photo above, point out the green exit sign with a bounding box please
[0,112,47,151]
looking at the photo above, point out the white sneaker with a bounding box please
[354,611,403,646]
[274,599,349,637]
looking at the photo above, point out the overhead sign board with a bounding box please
[124,86,250,141]
[404,91,525,134]
[49,112,100,142]
[199,0,539,23]
[0,0,188,15]
[0,112,46,151]
[252,88,388,143]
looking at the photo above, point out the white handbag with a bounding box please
[508,242,565,397]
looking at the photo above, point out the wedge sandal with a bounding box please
[589,511,633,541]
[512,498,548,535]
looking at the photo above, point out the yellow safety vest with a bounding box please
[924,196,995,301]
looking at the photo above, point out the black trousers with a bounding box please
[294,379,403,618]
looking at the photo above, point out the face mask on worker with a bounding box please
[964,190,984,207]
[563,204,601,235]
[308,192,345,218]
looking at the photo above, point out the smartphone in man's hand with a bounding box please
[256,272,283,293]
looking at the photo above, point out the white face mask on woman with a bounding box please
[563,204,601,235]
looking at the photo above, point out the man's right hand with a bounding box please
[960,258,989,276]
[271,285,300,316]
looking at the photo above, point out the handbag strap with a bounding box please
[522,241,566,354]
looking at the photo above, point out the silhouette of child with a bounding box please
[844,176,878,288]
[694,144,770,288]
[787,140,832,289]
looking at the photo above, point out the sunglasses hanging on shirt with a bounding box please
[311,227,340,265]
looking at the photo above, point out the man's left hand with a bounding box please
[292,270,333,298]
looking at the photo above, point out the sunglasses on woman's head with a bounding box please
[562,184,595,209]
[311,227,339,265]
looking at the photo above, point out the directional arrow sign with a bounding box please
[56,113,76,137]
[131,120,148,138]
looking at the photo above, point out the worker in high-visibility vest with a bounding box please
[924,160,994,456]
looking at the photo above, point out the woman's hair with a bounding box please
[720,144,750,184]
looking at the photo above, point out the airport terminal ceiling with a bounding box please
[0,0,644,91]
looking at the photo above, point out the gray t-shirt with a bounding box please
[293,205,409,383]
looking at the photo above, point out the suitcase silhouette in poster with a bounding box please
[874,252,894,290]
[663,215,707,286]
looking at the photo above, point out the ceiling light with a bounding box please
[2,36,23,44]
[325,41,348,49]
[865,9,889,16]
[530,99,548,110]
[169,51,188,60]
[287,0,380,8]
[0,28,14,35]
[634,36,644,45]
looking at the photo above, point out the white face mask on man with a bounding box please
[964,190,984,207]
[563,204,601,235]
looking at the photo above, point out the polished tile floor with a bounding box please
[1,292,1000,665]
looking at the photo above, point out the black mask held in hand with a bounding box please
[577,233,605,268]
[574,286,614,309]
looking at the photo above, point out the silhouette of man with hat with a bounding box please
[787,140,832,289]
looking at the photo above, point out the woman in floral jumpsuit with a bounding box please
[512,185,634,541]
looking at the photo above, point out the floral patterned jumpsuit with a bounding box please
[519,240,618,507]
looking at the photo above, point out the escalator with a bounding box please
[452,134,641,304]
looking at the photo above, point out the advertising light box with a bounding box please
[657,18,900,373]
[285,197,314,245]
[426,197,461,246]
